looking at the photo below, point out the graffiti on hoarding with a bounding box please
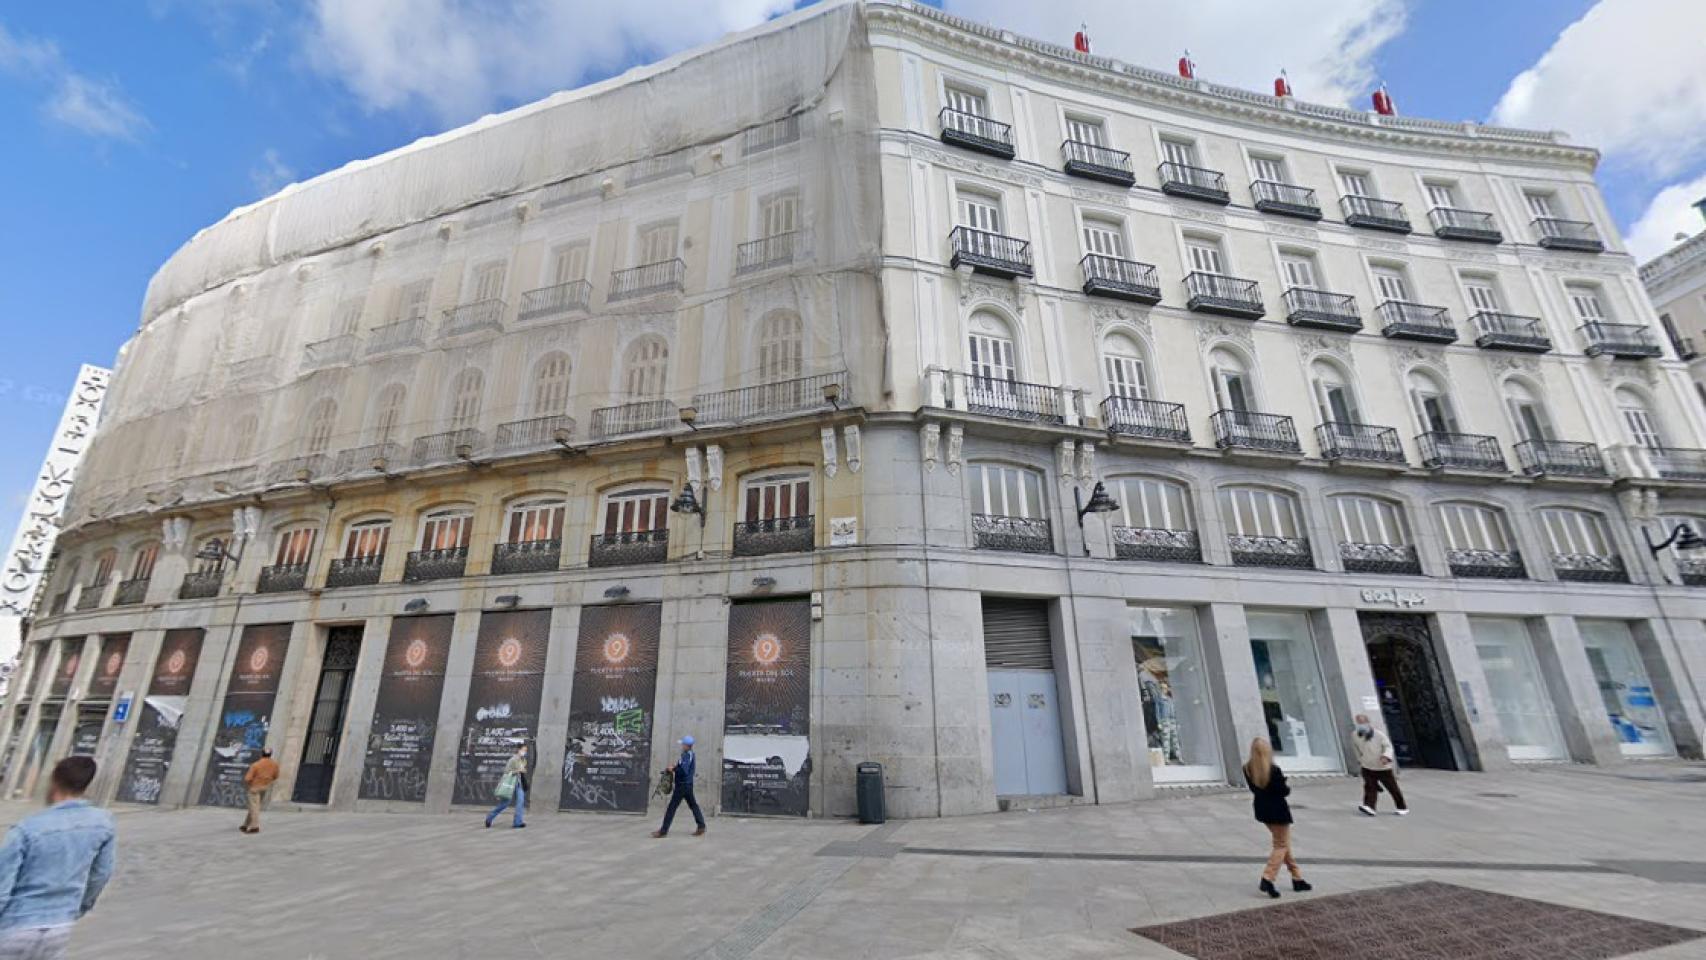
[561,604,660,813]
[360,614,453,803]
[453,610,549,805]
[116,629,204,805]
[722,599,812,817]
[199,624,291,809]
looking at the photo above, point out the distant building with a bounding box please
[1640,199,1706,410]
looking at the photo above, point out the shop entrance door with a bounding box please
[982,598,1067,796]
[292,627,363,804]
[1359,613,1463,770]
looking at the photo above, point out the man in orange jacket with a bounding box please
[240,748,280,834]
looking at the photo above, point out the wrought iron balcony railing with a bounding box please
[1377,300,1457,343]
[441,299,505,338]
[517,280,591,323]
[411,428,484,467]
[1157,162,1230,204]
[303,333,359,370]
[733,515,815,558]
[691,371,846,425]
[326,555,384,589]
[735,232,799,274]
[495,415,575,455]
[264,454,330,486]
[1418,432,1506,472]
[75,581,106,611]
[1677,336,1700,361]
[179,569,223,600]
[403,546,468,583]
[112,578,149,606]
[1101,396,1190,443]
[1061,140,1135,186]
[971,514,1054,554]
[1315,422,1405,465]
[1113,527,1202,563]
[1211,410,1301,454]
[1340,195,1412,233]
[1184,272,1263,319]
[257,563,309,594]
[590,399,678,440]
[964,375,1065,424]
[588,530,668,568]
[1283,287,1361,332]
[1649,447,1706,481]
[1552,553,1628,583]
[1229,535,1313,569]
[609,259,686,301]
[1080,254,1161,303]
[1340,542,1423,576]
[939,107,1015,159]
[491,539,562,575]
[1250,180,1322,220]
[949,226,1033,278]
[333,441,402,476]
[1448,548,1526,579]
[1678,558,1706,587]
[1580,322,1662,360]
[1428,207,1502,243]
[1533,217,1604,253]
[1515,439,1607,478]
[365,317,425,355]
[1472,311,1551,353]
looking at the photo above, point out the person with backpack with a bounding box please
[1244,737,1311,899]
[652,735,706,838]
[484,743,529,829]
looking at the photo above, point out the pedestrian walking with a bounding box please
[1354,714,1409,816]
[484,743,529,829]
[1244,737,1311,899]
[240,747,280,834]
[652,735,706,838]
[0,756,115,959]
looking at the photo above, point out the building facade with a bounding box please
[5,0,1706,820]
[1641,202,1706,411]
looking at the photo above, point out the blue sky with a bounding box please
[1,0,1701,553]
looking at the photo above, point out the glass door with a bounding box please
[1246,611,1340,773]
[1130,606,1221,783]
[1469,618,1565,761]
[1579,620,1673,757]
[292,627,363,804]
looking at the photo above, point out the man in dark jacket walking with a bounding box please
[652,735,706,838]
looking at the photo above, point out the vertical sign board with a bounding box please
[722,599,812,817]
[199,624,292,808]
[453,609,549,805]
[116,629,205,804]
[359,615,454,802]
[561,603,661,813]
[87,634,129,701]
[48,638,82,699]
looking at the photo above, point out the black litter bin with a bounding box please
[856,761,886,824]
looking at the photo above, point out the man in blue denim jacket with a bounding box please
[0,757,115,959]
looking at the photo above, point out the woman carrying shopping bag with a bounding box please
[485,743,530,829]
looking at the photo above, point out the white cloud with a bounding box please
[1625,171,1706,262]
[249,147,297,196]
[1490,0,1706,177]
[0,20,148,141]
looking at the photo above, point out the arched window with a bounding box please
[757,311,803,383]
[1406,369,1458,434]
[1101,333,1149,400]
[622,336,669,399]
[340,518,391,561]
[417,507,474,552]
[88,549,117,588]
[448,368,484,429]
[1436,501,1524,578]
[1208,347,1253,414]
[1107,476,1196,561]
[372,383,407,443]
[1310,358,1360,425]
[1331,495,1418,574]
[126,542,160,583]
[529,353,572,417]
[1614,387,1663,450]
[597,486,671,536]
[968,463,1050,553]
[504,498,565,544]
[1219,486,1309,567]
[272,525,318,568]
[966,310,1017,385]
[1537,507,1621,581]
[1503,379,1555,443]
[304,398,338,455]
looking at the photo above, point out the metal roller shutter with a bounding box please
[981,598,1054,670]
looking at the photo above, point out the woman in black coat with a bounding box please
[1244,737,1311,899]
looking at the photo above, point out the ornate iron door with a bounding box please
[291,628,363,803]
[1359,613,1461,770]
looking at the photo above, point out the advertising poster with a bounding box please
[199,624,292,808]
[453,609,549,805]
[722,599,811,817]
[359,614,453,802]
[561,603,660,813]
[116,629,204,804]
[48,638,82,699]
[70,708,105,757]
[87,634,130,700]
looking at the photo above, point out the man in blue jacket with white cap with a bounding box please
[652,735,706,837]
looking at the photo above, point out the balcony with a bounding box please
[971,514,1053,554]
[1340,542,1423,576]
[1533,218,1604,253]
[1515,440,1607,479]
[178,569,223,600]
[691,371,846,426]
[1113,527,1202,563]
[494,415,574,456]
[491,539,562,576]
[1472,311,1551,353]
[1678,558,1706,587]
[1101,396,1190,444]
[733,516,815,558]
[303,333,359,370]
[1649,447,1706,481]
[609,259,686,301]
[735,232,799,274]
[1228,535,1313,569]
[75,581,106,611]
[1061,140,1135,186]
[1448,548,1527,579]
[1184,272,1263,319]
[403,547,468,583]
[411,428,484,467]
[365,318,425,356]
[1211,410,1301,454]
[1315,422,1405,465]
[1378,301,1457,344]
[590,399,678,440]
[227,355,277,390]
[949,227,1033,279]
[1157,162,1230,204]
[1580,322,1662,360]
[588,530,669,568]
[517,280,592,323]
[1283,288,1361,332]
[964,375,1066,424]
[257,563,309,594]
[1251,181,1322,220]
[325,555,384,589]
[1552,553,1629,583]
[264,454,329,486]
[1080,254,1160,304]
[333,441,402,476]
[1418,432,1506,472]
[1429,207,1502,244]
[112,578,149,606]
[938,107,1014,159]
[442,299,505,338]
[1341,196,1412,233]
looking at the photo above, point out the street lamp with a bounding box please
[1073,481,1120,557]
[670,483,706,527]
[1643,521,1706,557]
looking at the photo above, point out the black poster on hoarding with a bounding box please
[561,604,660,813]
[71,708,105,757]
[198,624,292,808]
[48,638,82,699]
[722,599,812,817]
[87,634,130,701]
[453,609,549,805]
[359,614,453,802]
[116,629,205,804]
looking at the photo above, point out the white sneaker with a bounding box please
[1358,805,1377,817]
[1395,808,1410,816]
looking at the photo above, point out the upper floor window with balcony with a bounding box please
[969,463,1051,554]
[1462,274,1503,313]
[940,83,1012,159]
[1219,486,1311,568]
[341,518,391,561]
[468,259,507,304]
[758,310,804,383]
[1537,507,1626,582]
[1102,333,1149,400]
[1567,283,1609,323]
[1424,181,1460,209]
[396,280,432,325]
[1523,190,1558,221]
[547,242,589,286]
[1502,379,1555,443]
[506,498,565,544]
[742,472,811,522]
[1185,236,1225,275]
[274,526,317,567]
[371,383,406,443]
[622,336,670,399]
[1437,501,1525,578]
[418,508,473,553]
[1615,387,1664,450]
[529,353,572,417]
[956,190,1003,234]
[448,368,484,430]
[1064,115,1106,147]
[1208,347,1255,414]
[591,485,672,567]
[1407,370,1459,435]
[1331,494,1420,574]
[1280,251,1320,291]
[1310,359,1361,425]
[1372,264,1410,304]
[304,398,338,456]
[944,85,988,120]
[636,221,679,266]
[968,313,1018,386]
[1160,137,1199,169]
[1250,154,1288,184]
[759,190,799,240]
[1107,475,1199,562]
[128,542,159,582]
[1337,168,1375,199]
[1082,216,1126,259]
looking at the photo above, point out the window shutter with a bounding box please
[981,599,1054,670]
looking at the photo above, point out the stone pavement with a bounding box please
[9,762,1706,959]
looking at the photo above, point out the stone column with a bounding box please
[1197,603,1265,784]
[531,603,580,813]
[1630,618,1705,759]
[1310,607,1380,774]
[423,609,482,814]
[35,635,102,799]
[164,613,244,808]
[91,628,163,805]
[1430,612,1514,771]
[1064,588,1152,803]
[1528,615,1622,765]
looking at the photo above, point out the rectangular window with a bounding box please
[1567,285,1608,322]
[956,193,1002,233]
[273,528,317,567]
[1064,116,1105,146]
[637,222,679,265]
[759,191,799,239]
[1184,239,1224,275]
[343,522,391,561]
[1337,170,1372,198]
[470,260,507,302]
[397,280,432,324]
[1104,353,1147,400]
[972,464,1045,519]
[1250,155,1286,184]
[506,502,565,544]
[602,489,670,535]
[743,474,811,522]
[1425,182,1459,209]
[419,513,473,551]
[1160,138,1198,168]
[945,86,987,118]
[1373,267,1410,302]
[1280,254,1318,290]
[1524,191,1556,219]
[1114,478,1190,530]
[1082,218,1125,258]
[547,243,589,286]
[1463,278,1501,312]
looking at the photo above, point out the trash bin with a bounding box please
[856,761,886,824]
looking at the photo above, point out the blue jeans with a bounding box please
[486,785,526,827]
